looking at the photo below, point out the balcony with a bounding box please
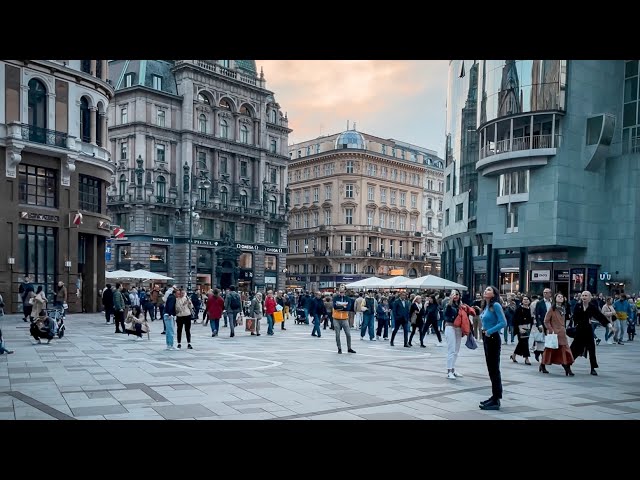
[476,133,560,176]
[311,250,423,261]
[20,124,68,148]
[173,60,265,88]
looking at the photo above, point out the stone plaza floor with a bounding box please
[1,313,639,420]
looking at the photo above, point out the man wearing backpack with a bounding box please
[360,290,377,341]
[224,285,242,338]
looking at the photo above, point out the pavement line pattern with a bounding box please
[1,391,76,420]
[270,384,494,420]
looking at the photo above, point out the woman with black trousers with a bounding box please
[423,295,443,346]
[478,285,507,410]
[174,288,195,349]
[570,290,612,375]
[511,295,534,365]
[408,295,426,347]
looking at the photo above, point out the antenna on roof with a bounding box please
[347,120,349,131]
[353,122,357,131]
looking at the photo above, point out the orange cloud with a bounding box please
[257,60,448,155]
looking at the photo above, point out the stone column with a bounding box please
[253,119,260,147]
[90,60,97,76]
[101,60,108,81]
[100,113,107,147]
[212,108,218,137]
[89,106,97,145]
[233,113,239,142]
[251,158,260,205]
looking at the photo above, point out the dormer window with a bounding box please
[124,73,135,88]
[152,75,162,90]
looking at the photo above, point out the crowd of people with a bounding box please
[3,277,630,413]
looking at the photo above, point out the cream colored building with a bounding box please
[287,129,444,291]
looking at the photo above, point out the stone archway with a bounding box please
[214,246,241,289]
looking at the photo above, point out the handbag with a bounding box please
[333,310,349,320]
[410,311,418,325]
[565,326,576,338]
[545,333,559,349]
[465,333,478,350]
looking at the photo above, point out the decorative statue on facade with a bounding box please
[222,230,233,246]
[262,180,269,210]
[285,187,291,211]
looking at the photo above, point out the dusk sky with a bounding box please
[257,60,449,158]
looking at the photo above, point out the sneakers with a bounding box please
[453,371,463,378]
[165,345,175,350]
[360,337,365,341]
[347,348,356,354]
[370,338,376,341]
[338,348,342,354]
[436,342,444,347]
[376,335,380,341]
[177,344,181,349]
[187,344,193,349]
[447,372,456,380]
[479,399,500,410]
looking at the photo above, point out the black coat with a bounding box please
[409,302,425,327]
[570,302,609,360]
[513,305,534,338]
[102,288,114,308]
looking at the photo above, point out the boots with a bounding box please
[539,364,549,374]
[562,364,574,376]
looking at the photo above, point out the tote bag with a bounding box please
[545,333,559,349]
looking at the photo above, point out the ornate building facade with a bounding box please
[0,60,114,313]
[287,129,444,291]
[106,60,290,293]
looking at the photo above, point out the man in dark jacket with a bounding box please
[391,291,411,347]
[163,287,177,349]
[224,286,242,338]
[112,283,126,333]
[102,284,114,324]
[535,288,552,333]
[309,291,326,338]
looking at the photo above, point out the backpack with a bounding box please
[365,297,375,313]
[229,293,241,310]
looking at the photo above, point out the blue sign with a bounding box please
[105,239,112,262]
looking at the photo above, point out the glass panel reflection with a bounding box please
[478,60,567,126]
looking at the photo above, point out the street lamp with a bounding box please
[184,161,211,294]
[304,243,309,292]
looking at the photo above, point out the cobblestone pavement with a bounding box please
[1,313,639,420]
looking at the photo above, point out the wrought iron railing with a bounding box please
[21,124,68,148]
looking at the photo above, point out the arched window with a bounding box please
[199,185,208,203]
[240,105,252,117]
[156,176,166,201]
[198,93,210,104]
[219,119,228,139]
[408,268,417,278]
[28,79,47,133]
[220,187,228,205]
[269,195,277,214]
[240,190,248,208]
[269,109,277,123]
[119,174,127,197]
[199,114,207,133]
[219,99,231,110]
[240,124,249,144]
[80,97,91,142]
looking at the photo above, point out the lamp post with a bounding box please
[184,161,211,294]
[304,243,309,292]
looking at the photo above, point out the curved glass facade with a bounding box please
[478,60,567,126]
[445,60,479,212]
[335,130,366,149]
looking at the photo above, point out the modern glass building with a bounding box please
[443,60,638,297]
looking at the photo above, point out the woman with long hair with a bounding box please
[540,293,574,375]
[174,288,194,349]
[478,286,507,410]
[570,290,612,375]
[408,295,426,347]
[443,289,476,379]
[250,292,264,336]
[33,285,47,318]
[511,295,534,365]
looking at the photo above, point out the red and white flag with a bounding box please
[113,227,125,239]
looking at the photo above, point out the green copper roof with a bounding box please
[235,60,257,74]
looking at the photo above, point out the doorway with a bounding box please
[220,260,233,290]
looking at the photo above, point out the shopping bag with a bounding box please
[465,334,478,350]
[273,310,284,323]
[545,333,559,349]
[245,317,255,332]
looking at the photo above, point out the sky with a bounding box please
[256,60,449,158]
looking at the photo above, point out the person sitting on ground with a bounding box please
[125,308,150,338]
[0,327,14,354]
[30,310,56,344]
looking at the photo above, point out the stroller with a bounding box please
[45,307,66,339]
[295,308,307,325]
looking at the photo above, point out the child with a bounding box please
[532,325,545,362]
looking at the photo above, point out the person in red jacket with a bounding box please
[264,290,277,336]
[206,288,225,337]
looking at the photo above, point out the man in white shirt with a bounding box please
[534,288,552,333]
